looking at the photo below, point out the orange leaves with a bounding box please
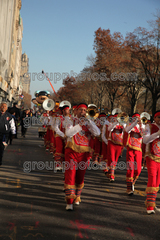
[94,28,126,74]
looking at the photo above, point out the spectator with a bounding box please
[21,109,30,138]
[8,108,16,145]
[9,102,21,138]
[0,102,16,165]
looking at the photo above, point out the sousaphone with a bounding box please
[140,112,150,124]
[87,104,99,119]
[59,100,71,109]
[42,99,55,111]
[112,108,122,115]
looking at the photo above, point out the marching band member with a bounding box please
[140,112,151,169]
[48,110,55,154]
[142,119,151,170]
[64,103,100,211]
[86,104,99,160]
[101,115,111,174]
[50,110,57,158]
[49,110,56,155]
[124,113,145,195]
[143,110,160,214]
[54,104,70,170]
[39,111,48,145]
[107,113,127,182]
[50,101,60,157]
[93,113,107,164]
[41,110,50,151]
[72,104,78,117]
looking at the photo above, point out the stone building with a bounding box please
[20,53,31,95]
[0,0,23,105]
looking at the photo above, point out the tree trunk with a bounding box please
[152,94,157,117]
[111,100,114,112]
[144,89,148,111]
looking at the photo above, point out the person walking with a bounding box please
[64,103,100,211]
[143,110,160,214]
[0,102,16,165]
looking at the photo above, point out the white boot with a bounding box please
[66,204,73,211]
[147,209,155,214]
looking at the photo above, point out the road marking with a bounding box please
[6,179,21,188]
[0,226,17,240]
[23,233,44,238]
[134,189,145,196]
[70,220,99,239]
[126,227,134,237]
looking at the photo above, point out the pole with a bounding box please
[42,70,58,96]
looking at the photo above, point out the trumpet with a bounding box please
[140,112,150,124]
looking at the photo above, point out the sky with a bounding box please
[20,0,160,99]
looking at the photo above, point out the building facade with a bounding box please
[20,53,31,94]
[0,0,30,107]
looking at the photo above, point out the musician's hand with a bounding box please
[111,117,118,124]
[79,117,86,127]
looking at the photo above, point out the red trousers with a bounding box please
[102,141,107,161]
[93,137,102,162]
[145,157,160,209]
[107,140,122,179]
[101,141,108,173]
[45,127,51,150]
[49,130,55,154]
[90,136,95,154]
[64,148,90,204]
[126,147,142,192]
[55,136,65,163]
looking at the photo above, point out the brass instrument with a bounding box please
[59,100,71,109]
[112,108,122,115]
[140,112,150,124]
[117,112,129,125]
[42,99,55,111]
[86,104,99,119]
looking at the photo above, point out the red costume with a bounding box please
[64,104,100,210]
[49,111,57,155]
[143,114,160,214]
[107,115,125,181]
[124,114,145,194]
[41,112,50,151]
[92,117,103,163]
[101,117,110,174]
[54,114,66,166]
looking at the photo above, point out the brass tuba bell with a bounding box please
[59,100,71,109]
[42,99,55,111]
[140,112,150,124]
[87,104,99,119]
[112,108,122,115]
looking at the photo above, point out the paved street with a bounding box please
[0,125,160,240]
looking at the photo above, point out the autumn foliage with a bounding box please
[56,15,160,116]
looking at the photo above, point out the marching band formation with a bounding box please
[39,99,160,214]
